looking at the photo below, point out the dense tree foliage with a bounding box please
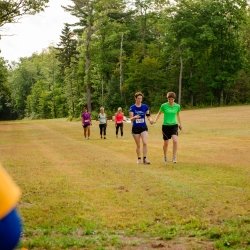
[0,0,249,120]
[0,0,49,27]
[169,0,248,105]
[0,57,17,119]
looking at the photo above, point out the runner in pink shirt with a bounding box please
[114,107,124,138]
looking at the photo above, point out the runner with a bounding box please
[114,107,124,138]
[129,91,153,164]
[98,107,107,139]
[154,91,182,164]
[81,106,91,139]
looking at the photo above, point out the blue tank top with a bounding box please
[129,104,149,127]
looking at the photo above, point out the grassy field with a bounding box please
[0,105,249,250]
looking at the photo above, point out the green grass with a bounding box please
[0,105,249,249]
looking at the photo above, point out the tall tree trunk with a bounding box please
[70,80,75,116]
[101,78,104,106]
[137,1,148,58]
[189,69,193,106]
[220,89,224,106]
[178,47,183,105]
[190,94,194,106]
[119,33,124,97]
[84,12,93,112]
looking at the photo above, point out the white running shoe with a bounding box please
[173,157,177,163]
[137,159,142,164]
[143,158,151,165]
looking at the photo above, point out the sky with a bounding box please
[0,0,77,62]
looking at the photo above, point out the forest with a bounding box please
[0,0,250,120]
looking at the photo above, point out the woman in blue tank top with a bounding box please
[129,92,153,164]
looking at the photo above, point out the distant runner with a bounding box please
[114,107,124,138]
[81,106,92,139]
[98,107,107,139]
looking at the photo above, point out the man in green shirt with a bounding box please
[154,92,182,164]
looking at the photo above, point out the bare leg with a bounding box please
[172,135,178,161]
[163,140,169,158]
[140,131,148,158]
[133,134,141,159]
[141,131,150,164]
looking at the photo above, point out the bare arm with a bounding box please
[153,111,162,123]
[147,114,154,125]
[177,113,182,130]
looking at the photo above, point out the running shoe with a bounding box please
[173,157,177,163]
[143,158,151,165]
[137,159,142,164]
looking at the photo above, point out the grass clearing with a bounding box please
[0,106,249,249]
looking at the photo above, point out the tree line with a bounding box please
[0,0,250,120]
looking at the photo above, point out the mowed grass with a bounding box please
[0,105,249,250]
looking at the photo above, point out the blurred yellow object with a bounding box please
[0,164,21,218]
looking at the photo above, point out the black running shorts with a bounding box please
[132,126,148,134]
[162,124,178,140]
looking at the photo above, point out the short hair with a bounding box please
[167,92,176,99]
[134,91,144,98]
[118,107,122,111]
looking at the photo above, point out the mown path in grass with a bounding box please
[0,106,249,249]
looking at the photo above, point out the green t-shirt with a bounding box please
[160,102,181,125]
